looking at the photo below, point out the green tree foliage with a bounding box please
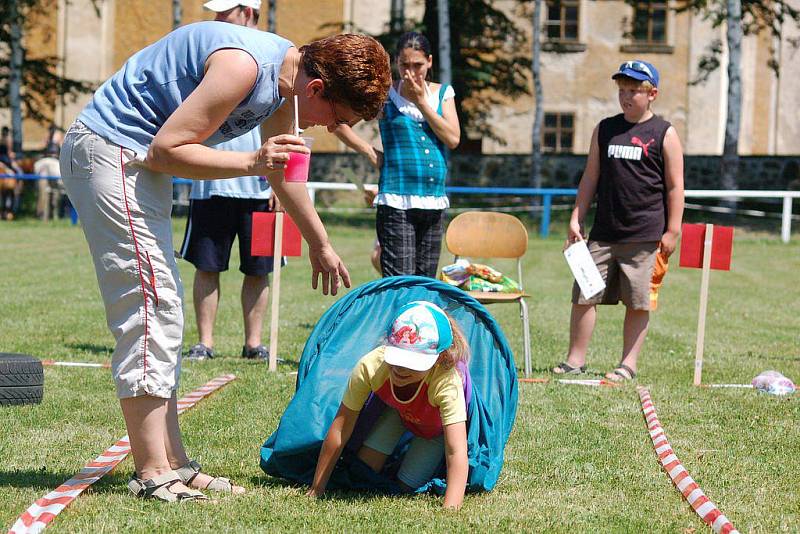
[373,0,531,144]
[0,0,95,127]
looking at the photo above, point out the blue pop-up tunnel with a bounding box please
[260,276,519,494]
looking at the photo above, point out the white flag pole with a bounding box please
[693,223,714,386]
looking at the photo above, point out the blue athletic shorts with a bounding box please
[179,196,281,276]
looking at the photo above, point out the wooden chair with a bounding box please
[444,211,532,376]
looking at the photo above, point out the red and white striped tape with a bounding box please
[638,387,739,534]
[519,377,620,387]
[557,378,619,387]
[41,360,111,369]
[8,374,236,534]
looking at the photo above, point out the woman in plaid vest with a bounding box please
[335,32,461,277]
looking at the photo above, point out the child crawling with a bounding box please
[306,301,469,509]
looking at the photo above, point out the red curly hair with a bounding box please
[299,34,391,121]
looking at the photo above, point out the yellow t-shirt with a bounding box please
[342,346,466,437]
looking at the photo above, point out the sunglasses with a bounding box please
[328,99,354,127]
[620,61,654,79]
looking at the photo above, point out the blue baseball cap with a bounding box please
[384,301,453,371]
[612,60,659,87]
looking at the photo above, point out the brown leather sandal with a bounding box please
[128,470,207,502]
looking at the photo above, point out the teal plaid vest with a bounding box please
[378,85,450,197]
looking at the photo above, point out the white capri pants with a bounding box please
[60,121,184,399]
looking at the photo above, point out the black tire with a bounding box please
[0,385,44,405]
[0,353,44,406]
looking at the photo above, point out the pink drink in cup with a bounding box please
[284,136,313,183]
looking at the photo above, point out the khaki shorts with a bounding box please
[60,121,183,399]
[572,240,659,310]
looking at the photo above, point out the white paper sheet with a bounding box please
[564,241,606,299]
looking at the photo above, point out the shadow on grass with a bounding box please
[66,342,113,357]
[247,475,404,503]
[0,469,128,494]
[181,356,300,369]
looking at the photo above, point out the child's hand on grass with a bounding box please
[306,487,324,499]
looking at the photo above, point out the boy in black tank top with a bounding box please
[552,61,685,382]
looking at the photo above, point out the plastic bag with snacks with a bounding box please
[752,370,796,396]
[467,263,503,283]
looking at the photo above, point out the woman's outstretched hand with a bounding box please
[309,242,351,296]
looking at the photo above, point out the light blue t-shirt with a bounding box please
[79,21,293,155]
[188,127,271,200]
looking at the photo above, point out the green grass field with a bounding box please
[1,217,798,533]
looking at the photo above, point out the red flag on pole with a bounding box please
[251,212,303,257]
[679,223,733,271]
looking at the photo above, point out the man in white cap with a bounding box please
[180,0,281,362]
[202,0,261,25]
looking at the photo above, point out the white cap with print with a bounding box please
[203,0,261,12]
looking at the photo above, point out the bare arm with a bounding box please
[333,125,382,170]
[146,49,308,179]
[442,421,468,509]
[403,75,460,149]
[261,99,351,295]
[567,125,601,244]
[660,126,685,257]
[307,404,360,497]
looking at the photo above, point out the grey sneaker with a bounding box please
[241,345,268,360]
[186,343,214,361]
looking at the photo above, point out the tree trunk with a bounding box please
[9,0,24,155]
[268,0,276,32]
[172,0,182,29]
[436,0,452,85]
[391,0,405,34]
[531,0,544,199]
[721,0,742,214]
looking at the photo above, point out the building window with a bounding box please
[545,0,579,42]
[543,113,574,153]
[631,1,668,44]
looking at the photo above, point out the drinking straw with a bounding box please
[293,94,300,136]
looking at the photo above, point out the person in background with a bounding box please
[180,0,281,362]
[552,60,684,382]
[35,141,63,221]
[0,126,21,220]
[335,32,460,278]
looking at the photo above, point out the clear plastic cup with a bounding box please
[284,136,314,183]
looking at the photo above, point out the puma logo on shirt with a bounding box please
[631,136,655,156]
[607,136,655,161]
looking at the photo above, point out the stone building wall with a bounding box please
[309,153,800,192]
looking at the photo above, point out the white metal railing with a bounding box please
[7,175,800,242]
[302,183,800,244]
[682,190,800,243]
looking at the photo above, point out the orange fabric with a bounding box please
[0,161,15,190]
[649,251,669,311]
